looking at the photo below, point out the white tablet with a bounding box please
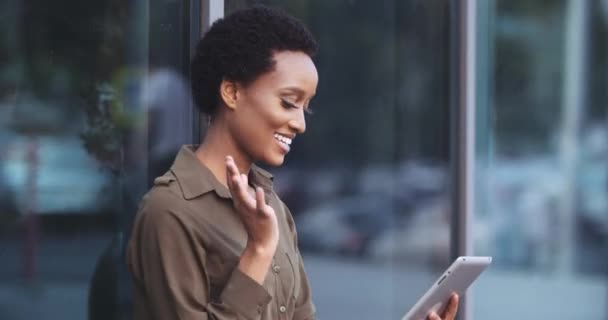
[401,256,492,320]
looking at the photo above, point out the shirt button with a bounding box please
[279,305,287,313]
[273,265,280,273]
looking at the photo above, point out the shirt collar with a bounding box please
[170,145,274,200]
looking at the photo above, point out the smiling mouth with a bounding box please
[274,133,293,146]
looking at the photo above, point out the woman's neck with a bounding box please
[195,120,252,188]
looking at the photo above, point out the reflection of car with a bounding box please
[3,134,117,215]
[477,157,565,268]
[355,162,447,204]
[296,194,403,256]
[367,195,497,269]
[368,197,450,267]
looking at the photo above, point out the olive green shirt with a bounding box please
[127,146,315,320]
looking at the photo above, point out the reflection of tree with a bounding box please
[5,0,135,165]
[78,0,134,175]
[589,1,608,124]
[492,2,567,155]
[491,0,607,155]
[80,81,133,176]
[16,0,115,104]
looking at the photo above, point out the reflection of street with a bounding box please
[0,282,87,320]
[1,233,605,320]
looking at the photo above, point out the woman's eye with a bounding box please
[281,99,298,110]
[281,99,314,116]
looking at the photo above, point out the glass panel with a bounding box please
[0,0,193,319]
[226,1,454,319]
[475,0,608,318]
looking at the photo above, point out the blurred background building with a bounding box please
[0,0,606,319]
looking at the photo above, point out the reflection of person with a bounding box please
[141,66,191,178]
[126,5,458,320]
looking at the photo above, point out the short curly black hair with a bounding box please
[190,5,318,116]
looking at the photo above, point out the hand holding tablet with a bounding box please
[402,256,492,320]
[426,293,459,320]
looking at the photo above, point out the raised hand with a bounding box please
[226,156,279,257]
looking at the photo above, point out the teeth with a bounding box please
[274,133,292,145]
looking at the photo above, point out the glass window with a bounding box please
[474,0,608,318]
[0,1,194,319]
[226,1,455,318]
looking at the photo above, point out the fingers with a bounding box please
[442,294,459,320]
[226,156,269,212]
[427,312,441,320]
[255,187,266,213]
[226,156,255,208]
[235,177,255,208]
[256,186,276,216]
[226,157,242,196]
[226,157,247,191]
[226,156,239,184]
[427,294,459,320]
[226,157,235,190]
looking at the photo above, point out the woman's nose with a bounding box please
[288,109,306,134]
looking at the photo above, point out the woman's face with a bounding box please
[227,50,318,166]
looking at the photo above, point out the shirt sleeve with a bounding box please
[127,192,272,320]
[281,201,316,320]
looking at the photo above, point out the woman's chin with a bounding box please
[262,154,286,167]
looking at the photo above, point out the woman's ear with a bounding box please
[219,79,239,110]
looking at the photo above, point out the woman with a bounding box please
[127,5,458,320]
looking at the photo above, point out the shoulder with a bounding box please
[134,176,190,231]
[134,171,226,232]
[141,183,180,214]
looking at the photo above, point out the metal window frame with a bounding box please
[450,0,476,320]
[186,0,202,144]
[189,0,224,144]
